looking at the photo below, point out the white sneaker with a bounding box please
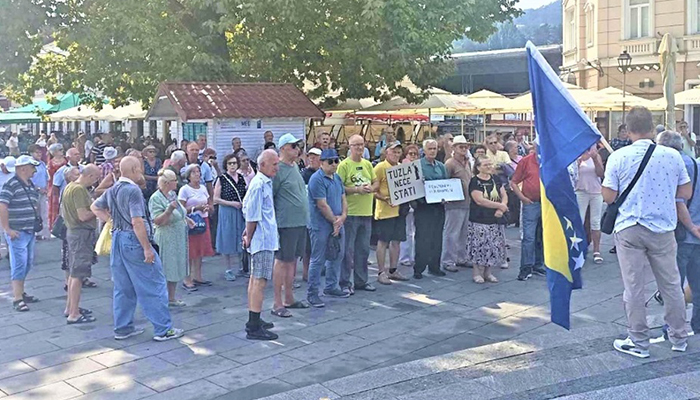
[153,328,184,342]
[613,337,650,358]
[671,342,688,352]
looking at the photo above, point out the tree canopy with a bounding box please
[1,0,520,108]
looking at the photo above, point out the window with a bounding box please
[627,0,650,39]
[689,0,700,34]
[585,3,595,46]
[565,7,576,50]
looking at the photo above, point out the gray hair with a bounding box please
[657,130,684,152]
[504,140,517,153]
[258,149,278,166]
[183,163,200,181]
[422,139,437,148]
[170,150,186,163]
[157,168,178,190]
[48,143,63,155]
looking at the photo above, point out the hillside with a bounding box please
[453,1,561,53]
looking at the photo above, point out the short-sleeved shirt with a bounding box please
[178,184,210,218]
[602,139,690,233]
[337,157,376,217]
[53,163,84,195]
[91,142,107,165]
[308,169,345,229]
[61,182,95,230]
[444,156,472,210]
[469,176,503,225]
[510,153,541,202]
[683,132,697,158]
[31,160,49,190]
[301,167,318,184]
[272,162,310,228]
[0,176,39,232]
[93,179,150,236]
[242,172,279,254]
[681,154,700,245]
[373,161,398,220]
[484,149,511,166]
[421,158,448,182]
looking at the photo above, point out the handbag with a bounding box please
[188,213,207,235]
[95,219,113,256]
[325,232,341,261]
[51,215,67,240]
[675,159,699,242]
[601,144,655,235]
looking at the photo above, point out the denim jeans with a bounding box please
[110,230,172,337]
[341,216,371,289]
[308,225,345,297]
[676,242,700,332]
[6,230,35,281]
[520,202,544,273]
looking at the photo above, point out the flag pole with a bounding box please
[599,136,614,153]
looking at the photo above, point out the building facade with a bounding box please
[562,0,700,98]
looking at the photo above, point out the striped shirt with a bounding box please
[0,176,40,232]
[91,142,108,165]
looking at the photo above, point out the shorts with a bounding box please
[374,215,407,243]
[305,228,312,257]
[67,228,96,279]
[275,226,307,262]
[251,250,274,280]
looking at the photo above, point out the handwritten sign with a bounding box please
[424,179,465,204]
[386,160,424,206]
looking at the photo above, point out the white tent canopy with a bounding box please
[49,102,146,122]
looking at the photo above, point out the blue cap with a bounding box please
[278,133,302,149]
[320,149,339,160]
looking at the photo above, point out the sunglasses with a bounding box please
[290,143,298,149]
[227,161,238,166]
[487,141,497,145]
[324,159,340,164]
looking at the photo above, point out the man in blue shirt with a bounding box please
[29,145,50,239]
[660,131,700,337]
[307,149,349,307]
[414,139,448,279]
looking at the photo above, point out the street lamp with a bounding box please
[618,50,633,123]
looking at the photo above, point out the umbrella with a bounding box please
[356,93,476,115]
[586,87,663,111]
[659,33,678,130]
[7,93,81,114]
[0,112,42,123]
[49,105,99,122]
[95,102,147,121]
[506,83,607,113]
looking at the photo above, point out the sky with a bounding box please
[516,0,555,9]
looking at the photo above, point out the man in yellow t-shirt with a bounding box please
[373,143,410,285]
[337,135,378,294]
[483,134,511,167]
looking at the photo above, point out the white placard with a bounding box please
[386,160,425,206]
[424,179,465,204]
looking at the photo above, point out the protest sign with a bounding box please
[424,179,465,204]
[386,160,424,206]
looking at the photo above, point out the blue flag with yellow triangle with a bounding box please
[526,42,603,330]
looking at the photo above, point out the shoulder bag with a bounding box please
[600,144,655,235]
[20,183,43,233]
[675,159,698,242]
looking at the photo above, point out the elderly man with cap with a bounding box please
[301,147,323,281]
[0,155,41,312]
[306,148,349,307]
[270,133,310,317]
[441,135,473,272]
[373,142,410,285]
[100,146,118,180]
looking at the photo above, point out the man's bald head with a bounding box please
[120,156,143,181]
[79,164,102,186]
[257,149,279,178]
[66,147,81,164]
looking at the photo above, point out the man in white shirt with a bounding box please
[679,120,697,158]
[602,106,691,358]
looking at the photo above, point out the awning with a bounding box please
[49,102,146,122]
[0,112,42,124]
[7,93,81,115]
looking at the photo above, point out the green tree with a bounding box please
[1,0,520,108]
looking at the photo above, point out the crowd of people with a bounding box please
[0,106,697,355]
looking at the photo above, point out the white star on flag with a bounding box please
[569,232,583,251]
[573,252,585,270]
[563,217,573,231]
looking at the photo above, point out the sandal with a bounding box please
[593,252,603,264]
[485,274,499,283]
[82,279,97,288]
[271,307,292,318]
[13,299,29,312]
[473,276,485,284]
[22,293,39,303]
[67,314,96,324]
[284,300,310,309]
[193,279,212,286]
[64,307,93,317]
[182,283,198,292]
[168,300,186,307]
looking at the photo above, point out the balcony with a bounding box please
[683,35,700,53]
[620,37,660,56]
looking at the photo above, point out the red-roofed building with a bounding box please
[146,81,324,159]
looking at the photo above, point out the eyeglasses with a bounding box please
[290,143,298,149]
[324,159,340,164]
[407,152,418,156]
[487,141,497,145]
[227,161,238,166]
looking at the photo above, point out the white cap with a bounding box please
[307,148,322,156]
[103,146,118,160]
[1,156,16,173]
[15,155,40,168]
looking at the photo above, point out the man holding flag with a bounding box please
[602,107,690,357]
[525,42,601,331]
